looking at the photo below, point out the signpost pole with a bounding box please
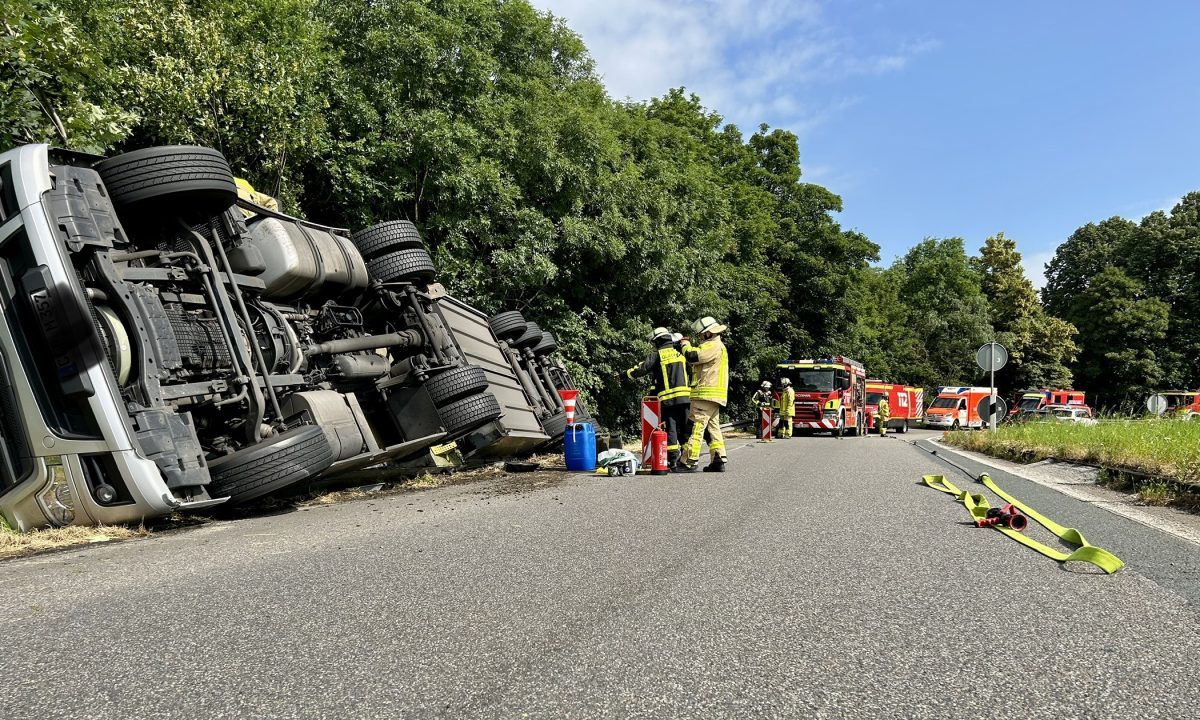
[990,342,996,431]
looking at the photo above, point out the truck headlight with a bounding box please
[36,462,76,526]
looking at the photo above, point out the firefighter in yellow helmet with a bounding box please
[778,377,795,438]
[681,316,729,472]
[876,395,890,437]
[624,326,691,468]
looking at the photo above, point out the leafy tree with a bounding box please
[975,232,1077,394]
[1041,217,1135,318]
[0,0,132,152]
[892,238,993,388]
[1066,266,1169,407]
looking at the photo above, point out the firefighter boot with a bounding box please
[703,456,726,473]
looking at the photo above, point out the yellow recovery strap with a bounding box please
[922,473,1124,574]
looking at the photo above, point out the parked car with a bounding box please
[0,143,524,530]
[1034,404,1097,426]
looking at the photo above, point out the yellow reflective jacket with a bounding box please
[626,344,691,406]
[682,337,728,406]
[878,398,890,421]
[779,387,795,417]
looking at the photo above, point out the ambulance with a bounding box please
[864,382,924,433]
[923,387,994,430]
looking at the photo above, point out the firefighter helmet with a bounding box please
[780,377,792,387]
[760,381,772,390]
[649,326,671,342]
[691,316,727,336]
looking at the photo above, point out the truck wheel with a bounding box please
[207,426,335,505]
[532,330,558,356]
[425,365,489,407]
[900,420,909,434]
[95,145,237,217]
[835,414,845,438]
[352,220,426,260]
[366,247,436,285]
[513,322,543,349]
[437,391,502,438]
[488,311,527,341]
[951,420,960,431]
[540,410,569,439]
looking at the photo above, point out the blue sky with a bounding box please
[533,1,1200,286]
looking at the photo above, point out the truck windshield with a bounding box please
[930,397,960,409]
[1165,394,1196,408]
[791,369,834,392]
[1018,398,1042,411]
[866,392,883,404]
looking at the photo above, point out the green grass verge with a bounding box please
[942,418,1200,488]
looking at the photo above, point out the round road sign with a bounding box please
[975,342,1008,372]
[976,394,1008,425]
[1146,394,1169,416]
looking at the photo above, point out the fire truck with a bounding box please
[864,381,924,433]
[776,357,868,437]
[1010,388,1087,416]
[1152,391,1200,418]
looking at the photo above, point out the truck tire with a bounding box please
[437,391,502,438]
[532,330,558,356]
[540,410,569,439]
[352,220,426,260]
[951,420,961,431]
[207,426,335,505]
[425,365,489,407]
[366,247,437,285]
[513,322,543,349]
[95,145,237,217]
[900,420,909,434]
[835,413,845,438]
[488,311,527,341]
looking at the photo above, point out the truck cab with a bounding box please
[776,356,867,437]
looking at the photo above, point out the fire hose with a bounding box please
[922,473,1124,574]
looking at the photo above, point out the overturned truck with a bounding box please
[0,144,591,531]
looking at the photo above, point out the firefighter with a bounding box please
[778,377,795,438]
[625,327,691,468]
[681,316,729,472]
[876,395,890,437]
[752,381,773,438]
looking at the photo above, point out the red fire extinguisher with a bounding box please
[650,426,669,475]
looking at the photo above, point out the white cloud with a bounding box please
[534,0,935,136]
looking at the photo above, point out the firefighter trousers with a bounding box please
[663,403,689,466]
[686,399,726,463]
[778,414,793,438]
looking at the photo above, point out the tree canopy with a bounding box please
[2,0,1186,422]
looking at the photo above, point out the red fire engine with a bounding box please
[864,381,924,433]
[776,356,868,437]
[1009,388,1087,416]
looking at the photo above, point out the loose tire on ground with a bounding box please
[513,322,543,349]
[488,311,527,341]
[207,426,335,505]
[352,220,426,260]
[532,330,558,356]
[424,365,489,407]
[437,391,502,438]
[95,145,237,217]
[366,247,437,285]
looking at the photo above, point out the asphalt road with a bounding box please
[3,429,1199,719]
